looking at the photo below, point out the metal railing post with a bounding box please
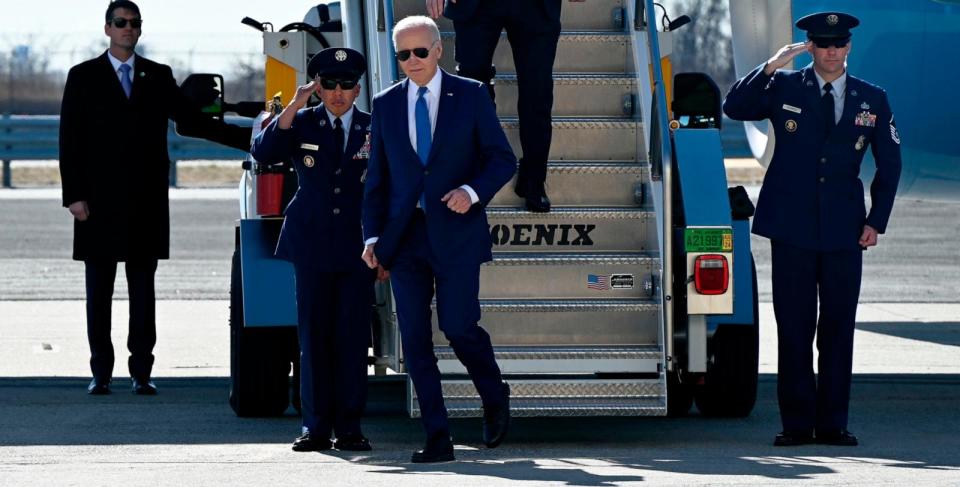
[169,160,178,188]
[2,160,10,188]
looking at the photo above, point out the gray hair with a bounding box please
[392,15,441,49]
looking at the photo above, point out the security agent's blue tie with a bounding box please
[415,86,431,210]
[118,64,132,98]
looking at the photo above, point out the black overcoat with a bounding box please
[59,51,248,261]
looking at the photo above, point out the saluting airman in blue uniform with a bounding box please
[251,47,381,453]
[723,12,902,447]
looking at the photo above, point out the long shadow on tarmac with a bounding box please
[857,321,960,347]
[2,374,958,483]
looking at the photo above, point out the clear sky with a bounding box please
[1,0,328,76]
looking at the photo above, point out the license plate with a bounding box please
[684,228,733,253]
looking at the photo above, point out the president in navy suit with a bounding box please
[251,48,377,453]
[723,12,901,447]
[361,16,516,463]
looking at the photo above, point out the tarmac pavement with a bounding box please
[1,187,958,485]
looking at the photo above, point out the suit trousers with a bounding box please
[389,211,505,439]
[84,259,158,382]
[771,241,862,434]
[293,264,374,438]
[453,0,560,186]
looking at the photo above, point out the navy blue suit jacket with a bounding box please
[362,70,517,269]
[251,104,372,271]
[723,64,902,251]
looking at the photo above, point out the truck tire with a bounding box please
[694,258,759,417]
[229,248,293,417]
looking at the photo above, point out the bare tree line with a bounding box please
[0,42,265,115]
[2,0,733,115]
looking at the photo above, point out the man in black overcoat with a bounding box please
[59,1,249,395]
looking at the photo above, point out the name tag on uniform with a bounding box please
[782,104,802,114]
[299,143,319,151]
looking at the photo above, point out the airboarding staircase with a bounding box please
[388,0,667,417]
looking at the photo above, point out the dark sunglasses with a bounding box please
[319,78,358,90]
[109,17,143,29]
[811,38,849,49]
[396,46,432,62]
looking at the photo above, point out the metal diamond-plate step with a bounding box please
[409,378,667,418]
[495,74,638,118]
[430,299,661,346]
[500,117,642,162]
[436,345,662,373]
[479,252,656,299]
[490,162,648,207]
[437,32,633,74]
[391,0,627,32]
[486,207,656,253]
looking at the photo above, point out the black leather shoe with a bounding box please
[817,429,859,446]
[773,431,814,446]
[524,193,551,213]
[87,379,111,395]
[336,434,372,451]
[131,379,157,395]
[292,433,333,452]
[482,382,511,448]
[411,435,455,463]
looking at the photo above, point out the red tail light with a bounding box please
[694,254,729,295]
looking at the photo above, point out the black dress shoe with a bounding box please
[131,379,157,395]
[773,431,814,446]
[87,379,111,395]
[482,382,511,448]
[411,435,455,463]
[336,434,372,451]
[524,193,551,213]
[292,433,333,452]
[817,429,859,446]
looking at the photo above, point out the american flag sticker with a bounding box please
[587,274,610,291]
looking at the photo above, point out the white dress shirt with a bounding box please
[325,106,354,153]
[107,51,136,84]
[406,69,479,204]
[814,69,846,124]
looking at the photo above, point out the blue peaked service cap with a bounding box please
[307,47,366,81]
[795,11,860,43]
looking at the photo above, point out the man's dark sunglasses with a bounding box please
[109,17,143,29]
[319,78,359,90]
[396,47,432,62]
[811,38,849,49]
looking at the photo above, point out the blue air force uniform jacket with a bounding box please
[723,64,902,251]
[251,105,372,271]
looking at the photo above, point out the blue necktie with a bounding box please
[119,64,132,98]
[415,86,431,209]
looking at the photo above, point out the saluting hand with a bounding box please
[291,80,318,110]
[764,42,812,75]
[277,81,318,130]
[425,0,454,19]
[859,224,879,249]
[441,188,472,214]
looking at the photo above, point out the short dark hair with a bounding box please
[105,1,141,23]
